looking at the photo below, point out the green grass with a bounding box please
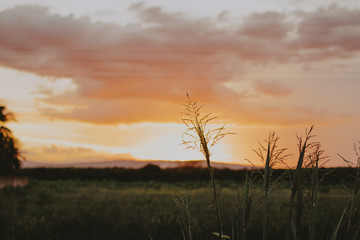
[0,179,353,240]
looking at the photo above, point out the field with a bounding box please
[0,179,353,240]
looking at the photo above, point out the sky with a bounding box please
[0,0,360,167]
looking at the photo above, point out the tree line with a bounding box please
[14,164,357,184]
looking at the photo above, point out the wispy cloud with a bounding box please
[254,80,293,97]
[25,144,134,163]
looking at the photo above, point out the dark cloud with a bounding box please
[294,5,360,51]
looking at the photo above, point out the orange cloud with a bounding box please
[40,97,181,124]
[25,144,135,163]
[0,4,359,126]
[255,80,293,97]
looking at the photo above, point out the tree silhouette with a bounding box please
[0,106,22,175]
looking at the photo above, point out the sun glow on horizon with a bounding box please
[1,1,360,167]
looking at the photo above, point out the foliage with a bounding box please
[0,106,22,175]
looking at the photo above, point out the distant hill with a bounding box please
[22,159,251,170]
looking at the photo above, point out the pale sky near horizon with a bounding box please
[1,0,360,167]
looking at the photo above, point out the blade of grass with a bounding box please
[147,233,155,240]
[330,206,348,240]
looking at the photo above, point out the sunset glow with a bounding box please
[1,1,360,167]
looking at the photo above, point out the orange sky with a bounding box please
[1,1,360,167]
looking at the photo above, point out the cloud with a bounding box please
[40,96,180,124]
[0,4,359,125]
[240,12,291,39]
[225,104,354,126]
[293,5,360,51]
[25,144,135,163]
[129,2,185,24]
[254,80,293,97]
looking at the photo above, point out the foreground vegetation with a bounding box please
[1,99,359,240]
[0,179,353,240]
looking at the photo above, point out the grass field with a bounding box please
[0,179,353,240]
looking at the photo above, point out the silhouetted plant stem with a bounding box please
[249,132,288,240]
[338,141,360,238]
[232,170,257,240]
[286,125,314,240]
[181,93,233,240]
[209,165,223,240]
[175,194,192,240]
[308,145,320,240]
[263,141,270,240]
[242,172,255,240]
[202,136,223,239]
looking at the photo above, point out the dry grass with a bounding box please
[249,132,288,240]
[181,94,233,240]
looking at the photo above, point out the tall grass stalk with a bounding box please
[175,194,192,240]
[252,132,288,240]
[263,141,271,240]
[181,93,233,240]
[233,171,258,240]
[241,173,255,240]
[338,140,360,238]
[286,125,314,240]
[308,143,324,240]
